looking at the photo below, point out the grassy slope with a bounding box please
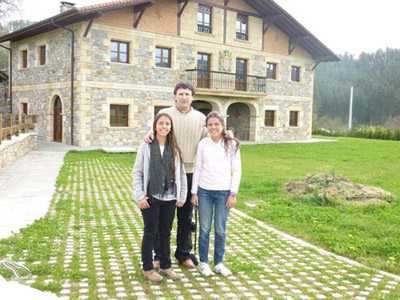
[237,136,400,274]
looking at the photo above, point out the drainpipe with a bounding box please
[0,44,12,114]
[51,19,74,145]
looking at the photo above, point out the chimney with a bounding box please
[60,1,76,13]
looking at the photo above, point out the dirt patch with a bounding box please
[283,173,393,205]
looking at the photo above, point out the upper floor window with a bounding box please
[267,62,277,79]
[291,66,300,82]
[197,4,212,34]
[236,14,248,40]
[111,40,129,63]
[110,104,129,127]
[289,111,299,127]
[265,110,275,127]
[22,50,28,68]
[155,47,171,68]
[39,46,46,65]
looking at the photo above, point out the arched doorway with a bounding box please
[227,103,250,141]
[53,96,62,142]
[192,100,212,116]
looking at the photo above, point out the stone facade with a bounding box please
[8,0,321,146]
[0,133,37,169]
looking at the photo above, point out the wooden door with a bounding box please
[53,97,62,142]
[197,53,210,88]
[235,58,247,91]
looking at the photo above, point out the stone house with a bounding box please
[0,0,338,146]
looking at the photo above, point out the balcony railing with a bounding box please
[186,69,267,93]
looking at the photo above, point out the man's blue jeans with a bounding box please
[198,187,230,266]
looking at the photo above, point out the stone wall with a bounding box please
[0,133,37,169]
[9,0,318,146]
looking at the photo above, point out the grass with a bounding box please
[0,138,400,299]
[237,136,400,275]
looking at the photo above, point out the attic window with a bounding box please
[197,4,212,34]
[236,14,248,40]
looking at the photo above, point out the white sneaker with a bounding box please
[214,263,232,277]
[199,262,215,277]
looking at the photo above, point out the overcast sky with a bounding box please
[6,0,400,56]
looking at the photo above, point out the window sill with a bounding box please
[110,61,130,65]
[234,38,250,43]
[108,126,132,130]
[155,66,172,69]
[195,31,215,38]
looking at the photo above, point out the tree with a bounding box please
[314,48,400,127]
[0,0,21,20]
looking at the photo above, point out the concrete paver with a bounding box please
[1,139,399,300]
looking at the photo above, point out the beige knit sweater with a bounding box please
[159,106,208,173]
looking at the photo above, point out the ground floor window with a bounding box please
[154,106,170,117]
[110,104,129,127]
[265,110,275,127]
[289,111,299,127]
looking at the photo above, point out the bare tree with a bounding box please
[0,0,21,20]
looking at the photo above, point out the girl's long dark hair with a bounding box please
[206,111,240,153]
[153,113,183,176]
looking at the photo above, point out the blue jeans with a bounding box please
[198,187,230,266]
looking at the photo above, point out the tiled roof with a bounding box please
[0,0,339,61]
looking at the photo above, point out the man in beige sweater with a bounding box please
[148,82,208,269]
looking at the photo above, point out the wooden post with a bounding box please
[7,114,12,140]
[15,114,19,137]
[21,114,26,133]
[0,114,2,145]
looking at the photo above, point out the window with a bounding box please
[155,47,171,68]
[22,50,28,68]
[235,58,247,91]
[291,66,300,82]
[111,40,129,63]
[265,110,275,127]
[154,106,170,117]
[289,111,298,127]
[197,53,211,88]
[197,4,212,34]
[110,105,129,127]
[22,103,28,115]
[236,14,248,40]
[266,62,277,79]
[39,46,46,65]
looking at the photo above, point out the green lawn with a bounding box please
[237,136,400,275]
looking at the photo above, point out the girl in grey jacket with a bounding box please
[132,113,187,282]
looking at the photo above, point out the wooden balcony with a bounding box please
[186,69,267,94]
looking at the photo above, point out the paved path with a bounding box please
[0,141,77,239]
[1,140,399,300]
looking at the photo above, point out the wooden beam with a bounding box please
[178,0,189,17]
[263,14,283,24]
[134,3,152,28]
[223,0,228,44]
[83,13,101,37]
[312,62,320,71]
[289,36,310,55]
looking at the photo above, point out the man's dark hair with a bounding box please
[173,82,195,96]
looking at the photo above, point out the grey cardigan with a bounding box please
[132,142,187,203]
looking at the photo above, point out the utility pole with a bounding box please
[348,86,354,130]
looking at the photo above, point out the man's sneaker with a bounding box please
[199,262,215,277]
[159,268,182,280]
[143,270,163,282]
[215,263,232,277]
